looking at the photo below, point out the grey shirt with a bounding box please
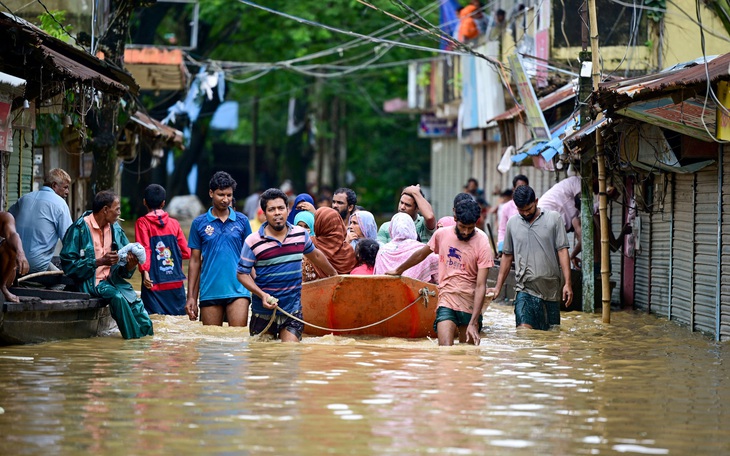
[503,209,569,301]
[9,186,72,273]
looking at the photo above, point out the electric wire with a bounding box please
[695,0,730,143]
[188,1,444,81]
[606,0,730,43]
[235,0,473,58]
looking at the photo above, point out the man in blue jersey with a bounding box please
[185,171,252,326]
[237,188,336,342]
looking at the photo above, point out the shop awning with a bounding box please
[0,12,137,99]
[130,111,184,146]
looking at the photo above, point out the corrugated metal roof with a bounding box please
[130,111,184,146]
[563,117,608,151]
[124,47,188,91]
[0,12,137,96]
[125,48,184,65]
[490,83,575,122]
[0,72,26,89]
[0,71,26,97]
[40,46,128,93]
[597,52,730,111]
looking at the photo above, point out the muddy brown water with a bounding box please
[1,304,728,455]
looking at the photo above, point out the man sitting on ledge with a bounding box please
[61,190,153,339]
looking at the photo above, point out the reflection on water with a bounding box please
[1,305,729,455]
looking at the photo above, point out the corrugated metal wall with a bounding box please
[5,129,33,209]
[610,198,623,304]
[670,172,694,327]
[634,204,652,311]
[648,174,672,317]
[693,166,719,335]
[721,147,730,340]
[431,138,471,219]
[634,154,728,340]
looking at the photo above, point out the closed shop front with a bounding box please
[670,172,694,326]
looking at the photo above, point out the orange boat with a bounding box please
[301,275,439,338]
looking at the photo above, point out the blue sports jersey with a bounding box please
[188,207,252,301]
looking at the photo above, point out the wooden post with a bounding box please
[587,0,611,323]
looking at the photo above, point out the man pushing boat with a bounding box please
[386,198,493,346]
[237,188,337,342]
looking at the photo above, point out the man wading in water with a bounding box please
[237,188,336,342]
[386,198,493,346]
[488,185,573,330]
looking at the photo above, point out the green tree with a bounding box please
[143,0,438,213]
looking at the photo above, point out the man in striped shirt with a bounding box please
[237,188,336,342]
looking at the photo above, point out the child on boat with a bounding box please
[351,238,379,275]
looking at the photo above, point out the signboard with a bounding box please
[508,53,551,141]
[418,113,457,138]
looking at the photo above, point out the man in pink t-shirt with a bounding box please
[498,174,529,253]
[387,198,494,346]
[537,175,582,233]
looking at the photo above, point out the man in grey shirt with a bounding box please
[487,185,573,330]
[9,168,73,273]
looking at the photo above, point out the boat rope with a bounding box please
[254,287,434,336]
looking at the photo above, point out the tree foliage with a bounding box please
[146,0,438,213]
[38,10,73,42]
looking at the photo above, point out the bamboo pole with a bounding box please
[587,0,611,323]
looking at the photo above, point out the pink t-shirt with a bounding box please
[84,214,112,286]
[537,176,581,231]
[350,264,374,275]
[428,227,494,313]
[498,199,519,243]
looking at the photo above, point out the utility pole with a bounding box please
[587,0,611,323]
[578,0,595,313]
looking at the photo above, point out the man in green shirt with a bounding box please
[488,185,573,330]
[377,185,436,244]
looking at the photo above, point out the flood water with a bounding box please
[1,304,729,455]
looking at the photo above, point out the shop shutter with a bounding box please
[649,175,672,317]
[634,207,651,310]
[431,138,470,218]
[721,147,730,340]
[670,173,694,327]
[693,166,719,336]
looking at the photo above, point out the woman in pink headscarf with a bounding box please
[373,213,438,283]
[436,216,457,229]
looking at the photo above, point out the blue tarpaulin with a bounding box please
[210,101,239,130]
[439,0,462,49]
[511,117,576,163]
